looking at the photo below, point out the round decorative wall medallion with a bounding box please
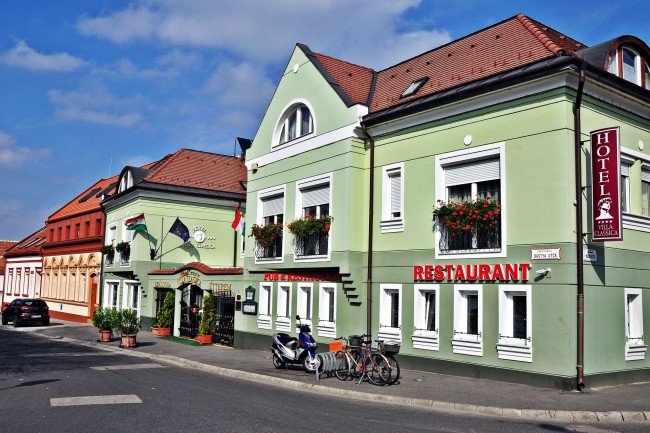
[193,231,205,243]
[463,135,473,146]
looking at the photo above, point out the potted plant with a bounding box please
[195,294,215,344]
[152,292,174,336]
[114,309,141,348]
[101,244,114,255]
[286,215,334,237]
[432,197,501,236]
[250,223,283,247]
[115,241,131,254]
[91,306,115,342]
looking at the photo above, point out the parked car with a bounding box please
[1,298,50,327]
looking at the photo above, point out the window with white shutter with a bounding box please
[381,163,404,233]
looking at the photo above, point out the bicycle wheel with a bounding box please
[349,349,363,379]
[366,353,392,385]
[385,354,400,385]
[334,350,351,381]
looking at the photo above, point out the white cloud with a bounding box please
[48,88,144,127]
[0,132,50,167]
[76,0,449,69]
[203,61,275,111]
[2,40,87,72]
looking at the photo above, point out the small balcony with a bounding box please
[439,222,501,254]
[255,236,283,261]
[293,231,329,258]
[105,252,115,267]
[119,250,131,266]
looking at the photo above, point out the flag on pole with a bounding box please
[125,213,147,232]
[169,217,190,242]
[231,204,245,235]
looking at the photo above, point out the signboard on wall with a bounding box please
[590,127,622,242]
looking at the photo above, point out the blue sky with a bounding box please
[1,0,649,241]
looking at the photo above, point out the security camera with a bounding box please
[535,268,551,275]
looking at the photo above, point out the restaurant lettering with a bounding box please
[263,271,342,282]
[178,270,202,286]
[413,263,531,282]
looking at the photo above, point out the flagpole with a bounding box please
[159,217,163,269]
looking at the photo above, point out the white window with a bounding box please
[256,186,285,262]
[124,282,141,315]
[296,283,313,325]
[435,143,505,258]
[118,170,133,193]
[317,283,336,338]
[294,174,332,260]
[609,46,650,89]
[642,168,650,217]
[621,161,631,213]
[497,285,532,362]
[625,288,647,361]
[104,281,120,308]
[257,283,272,330]
[108,224,117,245]
[381,163,404,233]
[121,218,134,242]
[277,103,314,146]
[452,285,483,356]
[413,284,439,351]
[379,284,402,343]
[276,283,291,332]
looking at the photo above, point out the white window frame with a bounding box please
[641,163,650,217]
[276,283,292,332]
[123,281,141,316]
[434,143,506,259]
[257,283,272,330]
[296,283,313,327]
[497,285,532,362]
[121,218,134,243]
[118,170,133,193]
[452,284,483,356]
[621,148,650,233]
[412,284,440,351]
[625,288,647,361]
[256,185,286,264]
[317,283,336,338]
[294,173,332,261]
[378,284,402,343]
[381,163,404,233]
[621,154,633,214]
[273,99,316,149]
[104,280,120,308]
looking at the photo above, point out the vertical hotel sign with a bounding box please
[590,126,622,241]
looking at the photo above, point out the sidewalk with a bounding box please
[11,319,650,423]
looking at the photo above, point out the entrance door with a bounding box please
[214,289,235,346]
[179,285,202,337]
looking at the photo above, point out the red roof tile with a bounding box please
[149,262,243,276]
[4,227,46,258]
[0,240,19,272]
[144,149,247,195]
[312,14,585,114]
[48,176,119,221]
[312,53,375,105]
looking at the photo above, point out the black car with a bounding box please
[1,298,50,327]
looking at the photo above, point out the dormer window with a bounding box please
[401,77,429,98]
[278,104,313,145]
[118,170,133,193]
[608,45,650,89]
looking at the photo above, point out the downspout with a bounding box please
[573,61,587,391]
[361,124,375,338]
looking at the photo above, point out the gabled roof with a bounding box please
[4,227,46,258]
[308,14,585,114]
[48,176,119,221]
[111,149,247,201]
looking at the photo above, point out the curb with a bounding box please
[40,333,649,423]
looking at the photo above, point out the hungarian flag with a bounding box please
[125,213,147,232]
[231,204,245,235]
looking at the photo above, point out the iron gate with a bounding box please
[213,289,235,346]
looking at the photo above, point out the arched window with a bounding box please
[278,104,313,145]
[118,170,133,193]
[609,45,650,89]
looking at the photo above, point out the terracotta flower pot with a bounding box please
[195,334,213,345]
[98,329,112,342]
[152,327,171,336]
[120,334,137,348]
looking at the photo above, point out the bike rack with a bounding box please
[315,352,338,381]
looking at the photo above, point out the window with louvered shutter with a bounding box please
[389,171,401,218]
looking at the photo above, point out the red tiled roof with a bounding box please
[312,14,585,114]
[143,149,247,195]
[149,262,243,276]
[0,240,19,272]
[312,53,375,105]
[48,176,119,221]
[4,227,46,258]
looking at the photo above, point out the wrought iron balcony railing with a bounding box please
[254,236,283,260]
[293,231,329,257]
[120,250,131,266]
[439,222,500,254]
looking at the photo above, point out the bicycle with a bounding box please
[376,340,401,385]
[333,335,392,385]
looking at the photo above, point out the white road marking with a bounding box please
[17,352,120,357]
[90,363,166,370]
[50,394,142,407]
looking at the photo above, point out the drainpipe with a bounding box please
[361,124,375,338]
[573,61,587,391]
